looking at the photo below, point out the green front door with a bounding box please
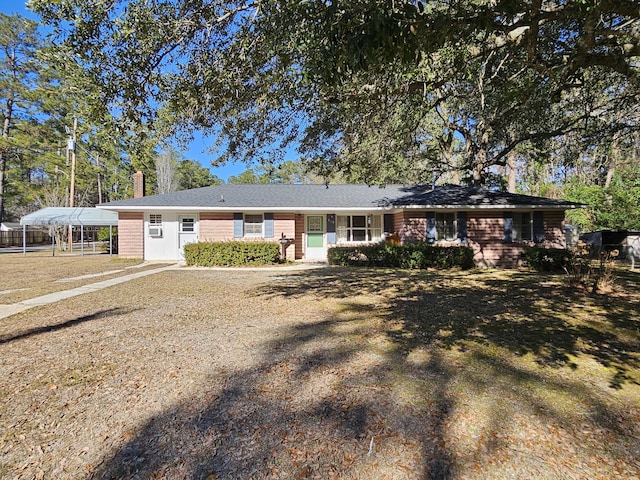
[306,215,324,248]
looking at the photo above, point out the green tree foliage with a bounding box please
[227,160,319,184]
[156,147,222,191]
[226,168,262,185]
[0,13,39,223]
[29,0,640,187]
[177,159,223,189]
[564,164,640,231]
[0,13,158,221]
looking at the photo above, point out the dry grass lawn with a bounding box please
[0,252,149,303]
[0,260,639,479]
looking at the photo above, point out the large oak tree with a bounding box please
[29,0,640,185]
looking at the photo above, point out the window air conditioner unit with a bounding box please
[148,226,163,237]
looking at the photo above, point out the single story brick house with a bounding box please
[97,178,582,267]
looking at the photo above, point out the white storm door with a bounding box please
[305,215,326,260]
[178,215,198,260]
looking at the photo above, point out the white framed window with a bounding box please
[513,212,532,242]
[244,214,263,236]
[148,214,163,237]
[307,215,323,233]
[180,217,195,233]
[337,215,382,242]
[436,212,456,241]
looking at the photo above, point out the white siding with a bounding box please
[144,212,198,261]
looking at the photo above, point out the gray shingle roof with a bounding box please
[99,184,582,210]
[389,185,580,208]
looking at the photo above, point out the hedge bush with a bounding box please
[184,241,281,266]
[522,246,570,272]
[328,242,474,269]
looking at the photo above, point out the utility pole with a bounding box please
[96,153,102,204]
[69,117,77,208]
[68,118,77,250]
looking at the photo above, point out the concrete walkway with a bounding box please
[0,263,178,320]
[0,262,328,321]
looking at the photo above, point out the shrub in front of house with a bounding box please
[184,241,281,266]
[328,242,474,269]
[524,243,618,292]
[521,246,569,272]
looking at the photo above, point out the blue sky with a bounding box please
[1,0,252,181]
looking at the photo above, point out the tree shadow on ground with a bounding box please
[88,268,639,479]
[0,308,133,345]
[262,267,640,389]
[88,289,461,479]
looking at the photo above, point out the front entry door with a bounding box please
[178,215,198,260]
[306,215,325,260]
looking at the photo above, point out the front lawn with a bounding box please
[0,253,147,303]
[0,266,638,479]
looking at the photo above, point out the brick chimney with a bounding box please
[133,171,145,199]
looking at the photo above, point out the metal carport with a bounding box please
[19,207,118,256]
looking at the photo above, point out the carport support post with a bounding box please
[81,224,84,256]
[109,225,112,256]
[22,225,26,256]
[52,228,55,256]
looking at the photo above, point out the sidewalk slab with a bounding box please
[0,264,177,320]
[0,262,326,321]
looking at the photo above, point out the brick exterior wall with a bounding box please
[393,212,405,237]
[199,212,234,240]
[133,171,145,199]
[118,212,144,258]
[396,211,427,242]
[543,210,565,248]
[274,213,297,260]
[116,207,567,266]
[391,209,567,268]
[467,212,519,267]
[199,211,298,259]
[468,210,567,268]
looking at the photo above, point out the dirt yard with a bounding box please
[0,259,639,479]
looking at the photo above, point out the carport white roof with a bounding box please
[20,207,118,227]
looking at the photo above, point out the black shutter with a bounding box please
[457,211,467,243]
[383,214,394,235]
[533,211,544,243]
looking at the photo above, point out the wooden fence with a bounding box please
[0,230,50,247]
